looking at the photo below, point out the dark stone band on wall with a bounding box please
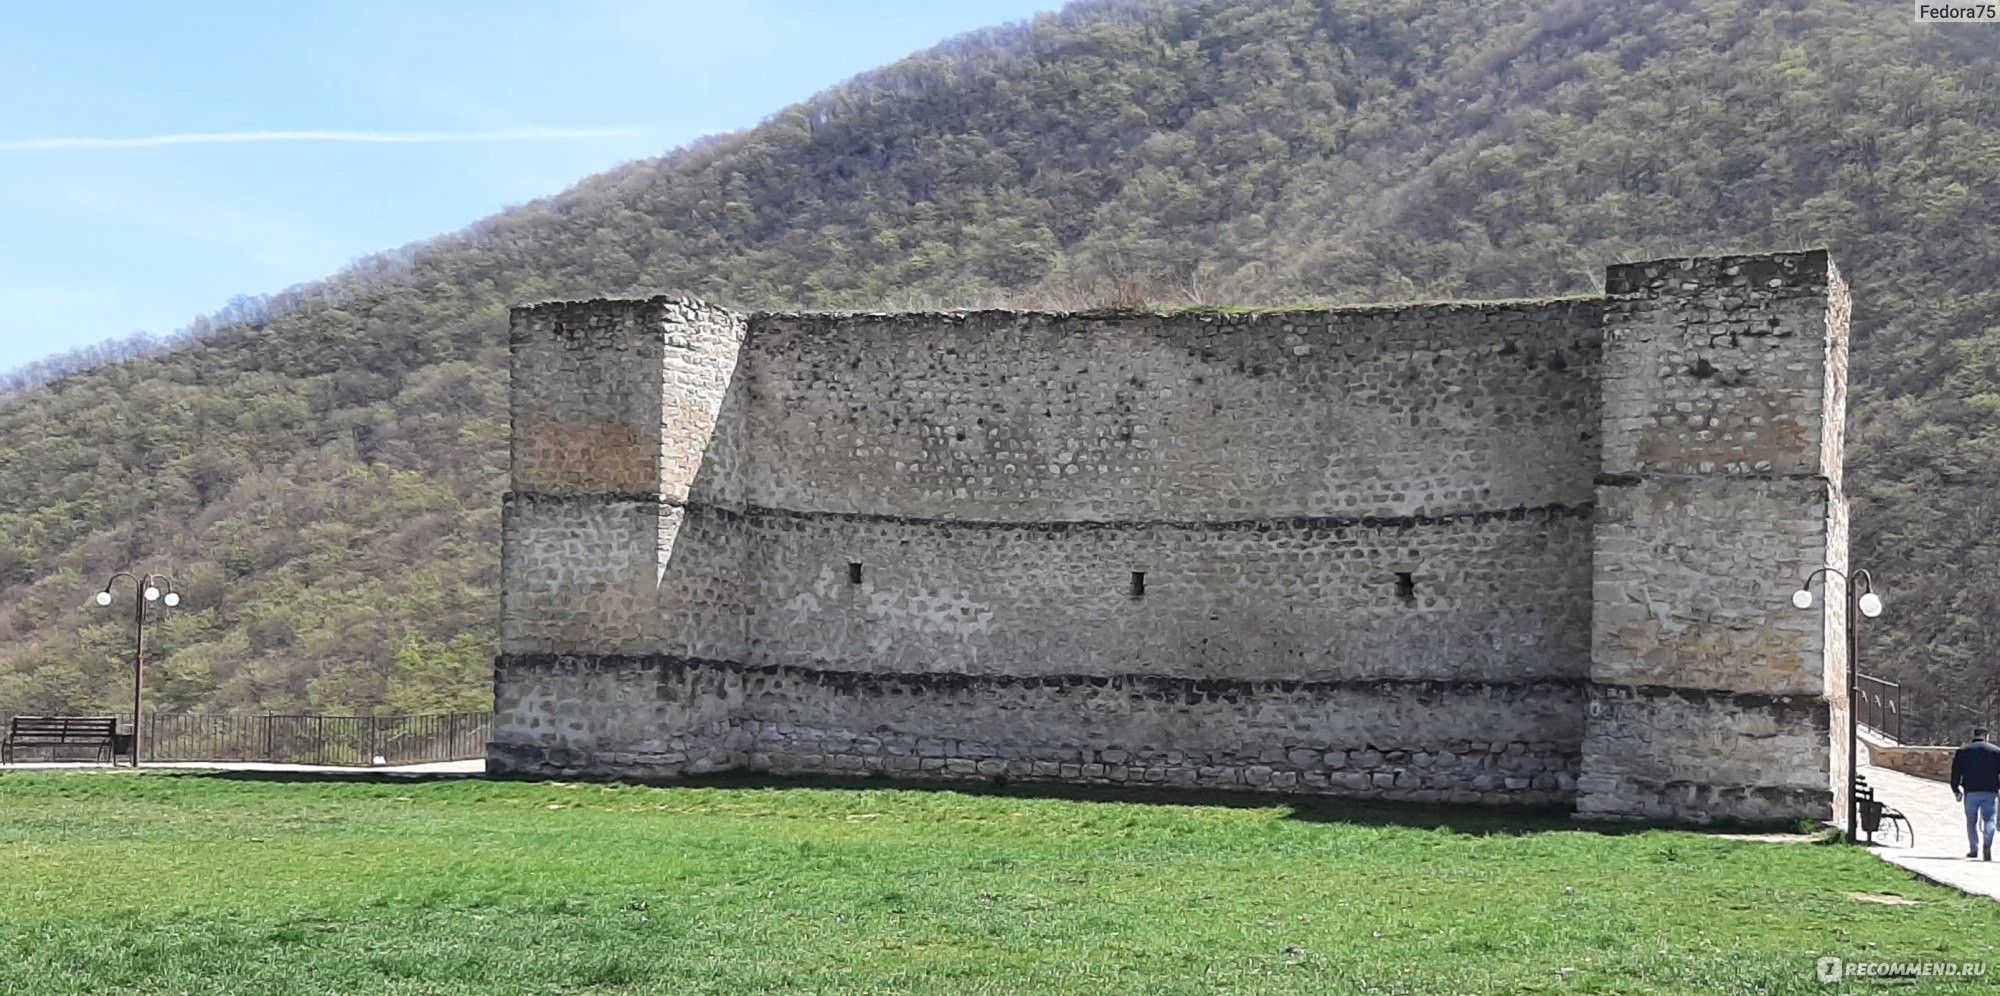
[1594,471,1830,488]
[493,654,1812,719]
[1586,681,1832,727]
[500,492,1596,534]
[498,651,1589,699]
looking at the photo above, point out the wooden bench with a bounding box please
[2,716,126,764]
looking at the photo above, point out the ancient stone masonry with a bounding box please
[496,249,1850,826]
[1580,252,1849,824]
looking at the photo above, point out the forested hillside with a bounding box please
[3,0,1996,739]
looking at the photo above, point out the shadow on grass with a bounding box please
[120,766,1818,838]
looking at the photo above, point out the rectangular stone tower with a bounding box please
[498,298,749,768]
[1577,251,1849,824]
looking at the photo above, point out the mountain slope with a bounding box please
[3,0,1997,738]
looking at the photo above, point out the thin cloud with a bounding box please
[0,127,641,151]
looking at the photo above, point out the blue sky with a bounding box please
[0,0,1064,373]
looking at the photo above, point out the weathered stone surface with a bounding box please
[742,302,1601,520]
[492,652,1583,801]
[1580,251,1846,824]
[1860,730,1954,782]
[737,505,1591,681]
[493,250,1849,827]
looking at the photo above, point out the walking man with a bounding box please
[1952,728,2000,860]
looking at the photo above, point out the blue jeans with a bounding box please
[1966,791,1998,854]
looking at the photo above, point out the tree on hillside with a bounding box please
[0,0,1995,738]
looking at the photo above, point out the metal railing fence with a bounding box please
[1,712,490,766]
[1855,673,1905,744]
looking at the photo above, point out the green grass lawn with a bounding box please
[0,771,1994,994]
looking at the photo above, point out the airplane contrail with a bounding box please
[0,127,642,151]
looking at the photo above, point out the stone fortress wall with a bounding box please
[495,249,1849,826]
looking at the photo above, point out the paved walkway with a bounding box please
[3,759,484,775]
[1859,762,2000,901]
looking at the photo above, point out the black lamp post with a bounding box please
[94,572,179,767]
[1791,567,1882,843]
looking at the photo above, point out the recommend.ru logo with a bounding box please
[1816,956,1988,983]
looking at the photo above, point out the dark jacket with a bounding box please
[1953,740,2000,794]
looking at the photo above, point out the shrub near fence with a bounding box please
[0,712,491,766]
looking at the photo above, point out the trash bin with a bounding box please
[1858,797,1885,835]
